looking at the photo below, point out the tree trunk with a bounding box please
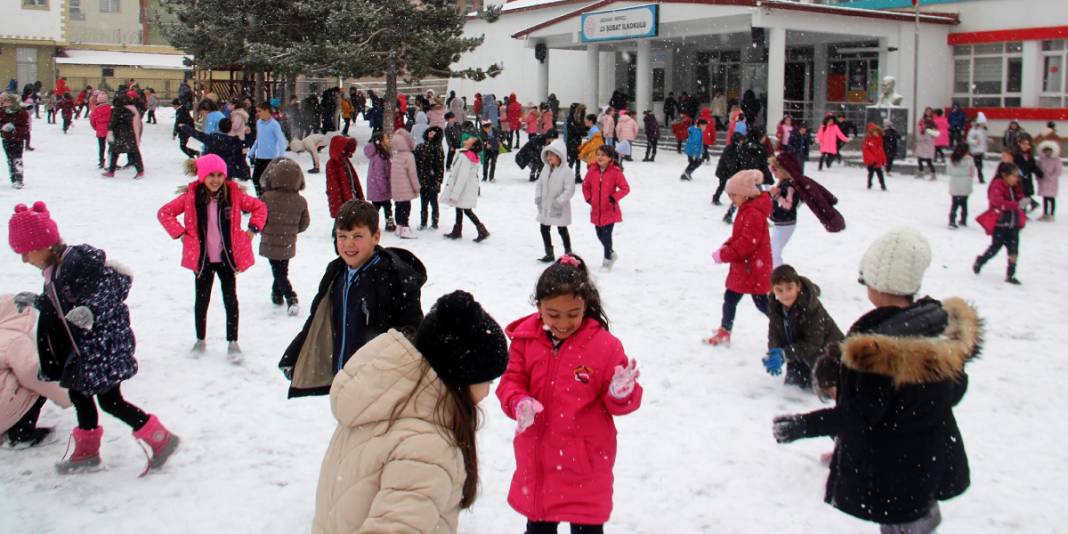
[384,50,397,134]
[255,71,265,102]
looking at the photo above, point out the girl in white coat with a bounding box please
[535,139,576,262]
[442,134,490,242]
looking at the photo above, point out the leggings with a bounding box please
[644,137,658,160]
[595,224,615,260]
[420,188,440,226]
[394,200,412,227]
[7,396,46,443]
[721,289,769,332]
[195,262,239,341]
[526,521,604,534]
[818,153,835,170]
[482,151,498,181]
[540,224,572,254]
[978,226,1020,262]
[880,502,941,534]
[97,137,107,166]
[269,259,294,299]
[373,200,393,221]
[69,385,149,431]
[1044,197,1056,216]
[454,208,483,230]
[972,153,985,183]
[950,196,968,224]
[771,224,796,268]
[867,166,886,189]
[916,158,935,175]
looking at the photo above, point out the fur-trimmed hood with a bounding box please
[1038,139,1061,159]
[841,298,981,386]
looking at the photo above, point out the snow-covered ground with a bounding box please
[2,109,1065,533]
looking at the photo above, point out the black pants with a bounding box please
[979,226,1021,262]
[1044,197,1056,216]
[62,117,72,133]
[446,148,456,169]
[526,521,603,534]
[676,140,683,153]
[341,118,351,136]
[482,151,498,181]
[973,153,985,183]
[540,224,572,254]
[950,196,968,224]
[867,166,886,189]
[4,139,24,183]
[595,223,615,260]
[420,189,439,227]
[178,131,198,158]
[935,146,946,163]
[252,158,273,196]
[721,289,769,332]
[373,201,393,221]
[97,137,107,166]
[644,137,658,160]
[454,208,482,230]
[394,200,412,227]
[69,385,149,431]
[195,262,239,341]
[147,109,157,124]
[664,112,675,127]
[108,149,143,173]
[47,110,56,124]
[917,158,935,174]
[684,156,702,177]
[269,259,294,300]
[818,153,836,170]
[713,177,728,204]
[886,155,895,173]
[7,396,46,443]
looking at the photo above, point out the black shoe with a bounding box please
[972,256,983,274]
[271,291,283,305]
[307,167,320,174]
[537,254,554,263]
[949,221,958,228]
[1006,276,1022,285]
[8,427,53,448]
[431,222,438,230]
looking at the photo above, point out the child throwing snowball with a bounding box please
[497,255,642,534]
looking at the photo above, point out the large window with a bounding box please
[1041,40,1068,107]
[952,42,1023,107]
[21,0,48,8]
[69,0,84,19]
[100,0,119,13]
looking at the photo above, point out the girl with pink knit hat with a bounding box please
[157,154,267,363]
[8,201,180,475]
[705,170,773,347]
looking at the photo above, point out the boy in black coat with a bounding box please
[713,133,745,206]
[774,229,978,533]
[172,99,198,158]
[763,265,843,389]
[414,126,444,229]
[181,118,252,182]
[883,120,901,175]
[279,200,426,398]
[443,112,461,169]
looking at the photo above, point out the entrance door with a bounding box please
[16,48,38,88]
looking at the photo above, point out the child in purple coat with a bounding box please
[642,110,660,162]
[364,131,395,232]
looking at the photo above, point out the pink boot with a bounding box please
[133,415,180,475]
[55,426,103,474]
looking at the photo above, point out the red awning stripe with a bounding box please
[948,26,1068,45]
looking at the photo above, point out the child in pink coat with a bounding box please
[816,115,849,171]
[497,255,642,534]
[582,145,630,270]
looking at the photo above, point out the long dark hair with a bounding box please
[370,131,391,160]
[994,162,1018,181]
[950,142,970,164]
[535,254,610,330]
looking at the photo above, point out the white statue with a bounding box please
[877,76,904,108]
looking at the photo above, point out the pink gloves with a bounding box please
[515,397,545,434]
[609,358,640,399]
[712,248,725,264]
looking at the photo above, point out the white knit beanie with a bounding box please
[859,229,932,296]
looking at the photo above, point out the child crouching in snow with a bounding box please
[9,201,179,475]
[497,255,642,534]
[774,229,978,534]
[706,170,772,347]
[763,265,843,389]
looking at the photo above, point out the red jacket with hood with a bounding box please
[718,193,773,294]
[582,162,630,226]
[325,136,364,218]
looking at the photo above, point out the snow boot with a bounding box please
[703,328,731,347]
[271,289,284,306]
[5,427,54,450]
[1006,262,1021,285]
[972,255,985,274]
[397,226,417,239]
[385,217,397,232]
[133,415,180,475]
[443,225,462,240]
[227,342,243,364]
[101,171,115,178]
[12,180,23,190]
[538,244,555,263]
[56,426,103,474]
[473,224,490,243]
[285,294,300,317]
[602,251,618,270]
[190,339,206,357]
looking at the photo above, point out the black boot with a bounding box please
[444,224,462,239]
[1006,262,1021,285]
[473,224,490,243]
[271,289,283,306]
[538,244,555,263]
[973,255,986,274]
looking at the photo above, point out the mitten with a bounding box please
[609,358,640,399]
[1,122,14,133]
[772,415,806,443]
[13,292,38,313]
[514,397,544,434]
[763,348,785,376]
[712,248,725,264]
[65,306,94,330]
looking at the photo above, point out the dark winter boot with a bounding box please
[973,255,985,274]
[285,294,300,316]
[473,224,490,243]
[271,289,283,306]
[1006,262,1021,285]
[443,224,462,240]
[385,217,397,232]
[538,244,555,263]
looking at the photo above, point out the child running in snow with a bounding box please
[497,255,642,534]
[974,162,1027,285]
[157,154,268,363]
[364,131,395,232]
[681,119,708,181]
[1036,140,1061,221]
[705,170,772,347]
[259,158,310,315]
[861,123,887,190]
[763,265,843,389]
[947,142,975,228]
[767,153,801,267]
[443,134,491,242]
[9,202,180,474]
[582,145,630,270]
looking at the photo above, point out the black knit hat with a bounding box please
[415,291,509,388]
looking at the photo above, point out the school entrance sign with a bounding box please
[580,4,658,43]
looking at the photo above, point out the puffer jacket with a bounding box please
[108,104,141,153]
[598,113,615,140]
[326,136,364,218]
[967,126,988,155]
[0,297,70,434]
[0,107,29,141]
[497,314,642,525]
[978,177,1027,233]
[643,113,660,139]
[914,122,938,160]
[364,142,392,203]
[507,98,523,131]
[89,104,112,139]
[414,127,445,191]
[535,139,575,226]
[578,130,604,165]
[816,123,848,155]
[525,110,540,134]
[718,194,773,295]
[259,159,310,260]
[582,161,630,226]
[313,330,464,534]
[157,180,268,273]
[1037,140,1062,198]
[442,150,480,210]
[614,112,638,142]
[947,155,975,197]
[390,128,420,202]
[862,129,887,168]
[411,112,429,147]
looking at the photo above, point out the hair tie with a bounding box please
[559,255,581,268]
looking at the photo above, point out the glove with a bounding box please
[13,292,38,313]
[65,306,94,330]
[514,397,544,434]
[772,415,807,444]
[1,122,14,133]
[609,358,640,399]
[281,366,294,381]
[712,248,725,264]
[763,348,785,376]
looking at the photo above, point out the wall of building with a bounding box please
[5,1,66,42]
[68,0,143,45]
[56,63,185,98]
[0,45,58,91]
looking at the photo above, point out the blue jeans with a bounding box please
[595,224,614,259]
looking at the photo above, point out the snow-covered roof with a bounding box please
[55,50,192,70]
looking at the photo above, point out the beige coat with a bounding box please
[313,330,465,534]
[0,295,70,434]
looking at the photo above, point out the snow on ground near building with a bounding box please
[1,109,1065,533]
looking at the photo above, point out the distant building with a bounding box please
[0,0,67,92]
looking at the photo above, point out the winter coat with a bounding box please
[497,314,642,525]
[481,95,499,127]
[0,107,29,142]
[339,98,353,120]
[770,179,799,225]
[948,108,967,131]
[671,116,691,142]
[279,248,426,398]
[57,99,75,120]
[414,127,445,191]
[411,112,429,147]
[914,123,937,160]
[515,135,545,171]
[325,136,364,218]
[157,180,268,274]
[442,150,480,210]
[363,143,392,203]
[947,155,975,197]
[427,108,446,130]
[390,129,421,202]
[967,126,988,155]
[108,105,141,153]
[259,163,310,261]
[702,119,717,147]
[614,113,638,142]
[523,110,540,134]
[312,330,464,534]
[684,126,704,158]
[535,140,575,226]
[862,133,887,168]
[89,104,111,138]
[882,128,900,161]
[796,298,977,525]
[718,194,773,295]
[643,113,660,140]
[716,138,744,183]
[565,117,588,160]
[816,124,848,155]
[598,113,616,140]
[978,177,1027,233]
[1037,141,1062,198]
[444,122,463,150]
[540,110,554,133]
[578,130,605,165]
[767,277,844,368]
[792,173,846,233]
[34,245,138,396]
[711,95,727,118]
[1014,150,1043,196]
[933,115,950,147]
[582,162,630,227]
[183,125,252,181]
[507,100,523,131]
[788,130,812,162]
[1003,128,1023,151]
[0,298,70,434]
[738,137,774,185]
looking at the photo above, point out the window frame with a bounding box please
[100,0,120,13]
[1040,39,1068,108]
[21,0,48,10]
[951,42,1024,108]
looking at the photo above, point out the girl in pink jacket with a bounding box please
[497,255,642,534]
[88,93,111,169]
[582,145,630,270]
[816,115,849,171]
[157,154,267,361]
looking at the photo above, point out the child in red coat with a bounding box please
[582,145,630,270]
[974,162,1027,284]
[497,255,642,534]
[88,93,112,169]
[325,136,363,218]
[671,113,691,153]
[706,170,773,346]
[862,123,888,190]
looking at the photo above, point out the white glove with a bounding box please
[13,292,38,313]
[609,358,640,399]
[65,306,94,330]
[514,397,544,434]
[1,122,14,133]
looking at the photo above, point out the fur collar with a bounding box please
[841,298,981,386]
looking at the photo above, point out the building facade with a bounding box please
[1,0,68,92]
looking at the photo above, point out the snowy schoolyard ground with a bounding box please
[1,109,1065,533]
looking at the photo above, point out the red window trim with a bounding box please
[949,26,1068,45]
[963,107,1068,121]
